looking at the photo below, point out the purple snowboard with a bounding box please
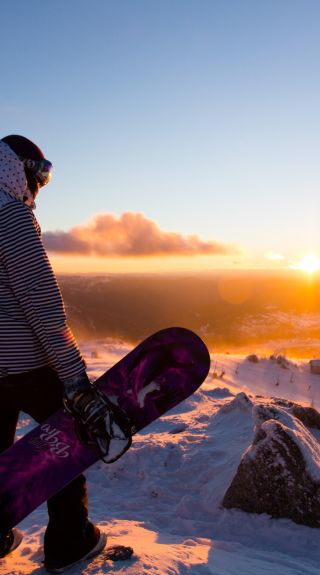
[0,327,210,532]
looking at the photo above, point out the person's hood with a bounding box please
[0,140,36,209]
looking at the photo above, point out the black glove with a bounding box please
[63,371,92,400]
[63,384,132,463]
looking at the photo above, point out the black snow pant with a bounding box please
[0,366,91,557]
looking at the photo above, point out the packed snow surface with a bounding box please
[1,340,320,575]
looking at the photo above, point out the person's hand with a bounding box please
[62,371,92,400]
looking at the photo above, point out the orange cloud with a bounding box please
[43,212,238,257]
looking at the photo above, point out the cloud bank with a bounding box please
[43,212,238,257]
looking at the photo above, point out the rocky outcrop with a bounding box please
[222,399,320,527]
[291,404,320,430]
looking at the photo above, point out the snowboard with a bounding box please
[0,327,210,533]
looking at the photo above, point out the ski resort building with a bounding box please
[309,359,320,374]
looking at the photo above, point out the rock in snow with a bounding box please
[223,398,320,527]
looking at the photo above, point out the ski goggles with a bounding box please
[20,157,53,187]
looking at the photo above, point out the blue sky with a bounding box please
[2,0,320,271]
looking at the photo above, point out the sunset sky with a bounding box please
[2,0,320,273]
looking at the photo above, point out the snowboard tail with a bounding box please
[0,327,210,531]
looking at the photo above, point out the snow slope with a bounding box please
[1,341,320,575]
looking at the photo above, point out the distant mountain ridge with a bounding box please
[58,273,320,356]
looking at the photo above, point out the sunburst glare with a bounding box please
[295,254,320,273]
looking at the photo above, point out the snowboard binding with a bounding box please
[63,386,132,463]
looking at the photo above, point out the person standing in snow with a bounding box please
[0,135,131,572]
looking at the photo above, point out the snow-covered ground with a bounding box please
[1,340,320,575]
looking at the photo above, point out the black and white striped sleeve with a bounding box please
[0,201,86,381]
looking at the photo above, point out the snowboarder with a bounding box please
[0,135,131,572]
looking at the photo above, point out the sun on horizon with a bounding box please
[294,254,320,273]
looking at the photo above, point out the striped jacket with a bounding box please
[0,144,86,381]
